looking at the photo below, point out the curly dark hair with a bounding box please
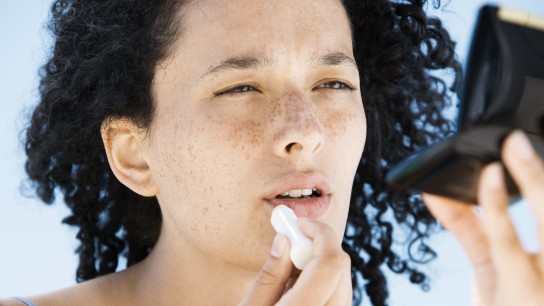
[23,0,461,305]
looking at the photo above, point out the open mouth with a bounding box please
[275,188,322,199]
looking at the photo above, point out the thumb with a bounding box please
[239,233,294,306]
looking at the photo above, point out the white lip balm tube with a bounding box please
[270,205,313,270]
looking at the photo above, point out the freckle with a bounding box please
[227,119,263,147]
[324,111,356,138]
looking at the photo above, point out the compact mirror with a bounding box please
[386,5,544,204]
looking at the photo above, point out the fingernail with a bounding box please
[483,163,504,190]
[509,130,535,160]
[270,233,287,258]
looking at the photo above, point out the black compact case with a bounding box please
[386,5,544,204]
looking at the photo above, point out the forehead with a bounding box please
[179,0,353,58]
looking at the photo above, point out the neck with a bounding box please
[126,222,257,306]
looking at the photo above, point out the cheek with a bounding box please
[324,105,367,153]
[320,107,366,239]
[151,113,271,254]
[224,118,265,157]
[324,111,355,139]
[155,113,267,213]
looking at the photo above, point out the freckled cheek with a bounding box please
[321,110,365,230]
[323,109,366,146]
[159,118,265,202]
[225,120,265,148]
[154,128,238,234]
[321,108,366,181]
[211,118,267,163]
[160,121,271,253]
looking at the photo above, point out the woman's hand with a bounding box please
[240,219,352,306]
[423,130,544,306]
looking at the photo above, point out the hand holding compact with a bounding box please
[423,130,544,306]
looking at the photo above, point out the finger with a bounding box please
[279,220,348,305]
[422,193,479,231]
[502,130,544,237]
[480,165,543,296]
[478,163,528,271]
[240,233,293,306]
[422,194,490,265]
[325,261,353,306]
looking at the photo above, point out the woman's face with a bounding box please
[145,0,366,270]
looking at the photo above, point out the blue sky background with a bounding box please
[0,1,542,305]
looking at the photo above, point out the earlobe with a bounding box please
[101,118,159,197]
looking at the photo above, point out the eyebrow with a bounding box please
[204,56,271,77]
[200,52,357,79]
[314,52,357,69]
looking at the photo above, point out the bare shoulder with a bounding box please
[0,297,30,306]
[0,271,133,306]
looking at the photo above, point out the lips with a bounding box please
[264,171,331,219]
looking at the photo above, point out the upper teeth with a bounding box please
[281,188,316,197]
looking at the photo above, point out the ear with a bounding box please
[101,117,159,197]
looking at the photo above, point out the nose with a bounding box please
[272,90,324,158]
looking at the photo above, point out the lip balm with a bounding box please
[270,205,313,270]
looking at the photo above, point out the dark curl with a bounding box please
[343,0,461,305]
[23,0,461,305]
[25,0,184,281]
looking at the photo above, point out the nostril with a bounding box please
[285,142,296,152]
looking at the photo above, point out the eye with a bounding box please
[215,85,259,96]
[315,80,354,91]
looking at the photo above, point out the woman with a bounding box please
[2,0,542,305]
